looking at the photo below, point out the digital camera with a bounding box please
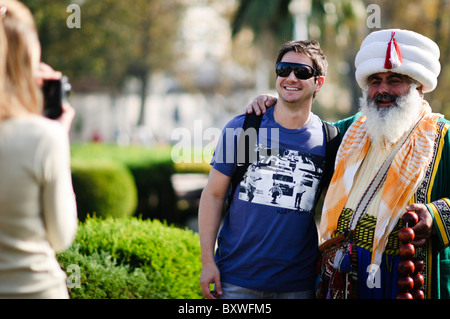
[43,76,71,119]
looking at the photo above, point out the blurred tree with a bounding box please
[307,0,367,116]
[231,0,294,92]
[232,0,293,52]
[23,0,185,127]
[231,0,450,118]
[370,0,450,117]
[231,0,366,117]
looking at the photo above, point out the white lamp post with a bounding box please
[289,0,312,40]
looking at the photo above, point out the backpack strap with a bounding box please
[318,121,340,198]
[226,112,263,210]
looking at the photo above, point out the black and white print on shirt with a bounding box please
[238,144,325,213]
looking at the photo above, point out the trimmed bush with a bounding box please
[71,144,180,224]
[71,160,137,221]
[56,246,152,299]
[174,162,211,174]
[57,217,203,299]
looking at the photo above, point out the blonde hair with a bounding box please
[0,0,42,120]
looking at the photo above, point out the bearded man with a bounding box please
[248,29,450,299]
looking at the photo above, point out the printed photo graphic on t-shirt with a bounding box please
[238,144,324,212]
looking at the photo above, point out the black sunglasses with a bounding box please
[275,62,317,80]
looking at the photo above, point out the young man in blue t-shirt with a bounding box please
[199,40,328,299]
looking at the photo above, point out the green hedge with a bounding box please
[57,217,203,299]
[70,143,214,224]
[71,160,137,221]
[71,144,180,224]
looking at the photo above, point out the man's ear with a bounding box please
[416,84,424,96]
[315,75,325,93]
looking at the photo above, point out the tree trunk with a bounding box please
[137,72,148,127]
[136,72,159,143]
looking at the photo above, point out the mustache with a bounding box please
[372,93,398,102]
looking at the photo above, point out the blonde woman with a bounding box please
[0,0,77,298]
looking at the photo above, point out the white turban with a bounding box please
[355,29,441,93]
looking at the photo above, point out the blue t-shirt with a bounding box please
[211,107,325,292]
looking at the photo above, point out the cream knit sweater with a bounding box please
[0,115,77,297]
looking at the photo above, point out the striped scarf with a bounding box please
[319,102,440,268]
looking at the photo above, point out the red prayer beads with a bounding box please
[396,211,425,299]
[402,211,419,227]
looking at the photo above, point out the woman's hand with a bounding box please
[36,62,75,132]
[35,62,62,86]
[57,102,76,133]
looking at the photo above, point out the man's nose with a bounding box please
[377,80,391,94]
[286,70,298,81]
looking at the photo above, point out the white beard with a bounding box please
[359,85,424,147]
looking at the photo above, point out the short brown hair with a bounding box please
[276,40,328,77]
